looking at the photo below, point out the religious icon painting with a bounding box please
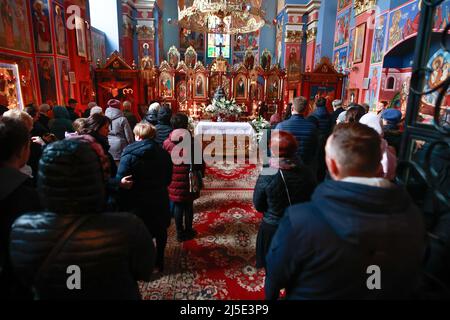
[365,65,382,112]
[177,81,187,104]
[0,62,25,109]
[354,23,366,64]
[333,47,348,72]
[334,9,350,48]
[57,59,71,105]
[337,0,352,12]
[387,1,420,51]
[261,49,272,71]
[0,0,32,53]
[31,0,52,53]
[167,46,180,69]
[421,48,450,112]
[371,14,387,64]
[184,46,197,68]
[194,74,206,98]
[53,3,68,56]
[159,72,173,98]
[79,81,91,104]
[234,75,247,99]
[267,76,280,100]
[37,57,57,105]
[75,15,87,58]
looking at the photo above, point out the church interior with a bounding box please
[0,0,449,302]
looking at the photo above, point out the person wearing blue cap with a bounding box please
[382,109,403,154]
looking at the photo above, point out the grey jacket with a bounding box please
[105,107,134,160]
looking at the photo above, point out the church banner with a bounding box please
[31,0,53,54]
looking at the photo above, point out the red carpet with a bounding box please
[139,163,265,300]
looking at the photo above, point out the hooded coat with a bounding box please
[48,107,74,140]
[155,107,173,145]
[265,179,425,300]
[105,107,134,160]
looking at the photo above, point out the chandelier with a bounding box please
[178,0,266,34]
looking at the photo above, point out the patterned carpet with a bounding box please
[139,162,265,300]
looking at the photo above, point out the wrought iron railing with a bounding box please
[397,0,449,218]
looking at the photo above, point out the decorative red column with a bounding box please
[305,9,319,72]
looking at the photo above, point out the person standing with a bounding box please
[0,118,41,299]
[66,99,80,122]
[123,101,138,131]
[9,139,155,300]
[116,123,172,272]
[253,130,316,269]
[265,123,425,300]
[276,97,319,171]
[155,105,173,146]
[105,99,134,162]
[163,113,203,242]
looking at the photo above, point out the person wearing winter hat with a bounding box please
[253,130,317,269]
[105,99,134,161]
[9,139,155,300]
[360,113,397,180]
[381,109,403,154]
[144,102,161,125]
[90,106,103,116]
[155,105,173,145]
[83,101,99,118]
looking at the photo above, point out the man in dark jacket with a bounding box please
[9,139,155,300]
[330,99,345,128]
[0,118,41,299]
[308,97,333,182]
[265,123,425,300]
[66,98,80,122]
[276,97,319,169]
[155,105,173,145]
[116,122,172,272]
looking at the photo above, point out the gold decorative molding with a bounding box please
[136,25,155,40]
[354,0,376,17]
[306,27,317,43]
[285,30,303,43]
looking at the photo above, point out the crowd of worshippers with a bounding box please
[0,96,448,300]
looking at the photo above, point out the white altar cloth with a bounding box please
[194,121,256,136]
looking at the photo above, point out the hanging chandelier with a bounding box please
[178,0,266,34]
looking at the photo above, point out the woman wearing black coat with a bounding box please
[9,139,155,300]
[116,122,172,272]
[253,130,317,269]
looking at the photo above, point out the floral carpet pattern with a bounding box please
[139,163,265,300]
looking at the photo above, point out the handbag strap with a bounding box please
[33,215,92,289]
[279,170,292,206]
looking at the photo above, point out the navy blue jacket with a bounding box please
[265,180,425,300]
[275,115,319,166]
[116,139,172,232]
[308,106,332,137]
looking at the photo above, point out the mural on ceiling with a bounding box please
[334,8,350,48]
[433,0,450,30]
[387,1,420,51]
[0,0,32,53]
[180,28,205,52]
[371,13,387,64]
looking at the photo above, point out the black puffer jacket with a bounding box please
[9,140,155,300]
[253,159,317,225]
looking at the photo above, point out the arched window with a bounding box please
[386,76,395,90]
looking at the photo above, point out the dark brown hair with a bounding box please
[330,123,382,176]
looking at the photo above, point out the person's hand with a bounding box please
[31,136,46,146]
[120,175,133,190]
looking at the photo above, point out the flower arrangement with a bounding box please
[204,97,244,120]
[250,116,271,142]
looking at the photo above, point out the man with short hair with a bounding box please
[276,97,319,168]
[330,99,345,127]
[265,123,425,300]
[67,98,79,121]
[0,118,40,298]
[83,101,98,118]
